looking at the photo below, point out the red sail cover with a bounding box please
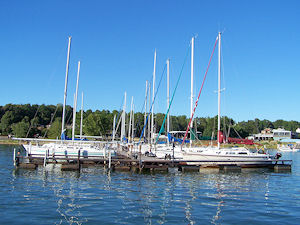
[218,131,254,145]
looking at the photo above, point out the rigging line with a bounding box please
[138,63,167,144]
[43,104,60,138]
[26,104,41,138]
[181,36,219,147]
[115,95,125,132]
[211,116,216,145]
[66,109,73,125]
[233,126,243,139]
[135,67,166,138]
[220,38,228,123]
[154,43,191,144]
[189,127,203,145]
[223,116,227,140]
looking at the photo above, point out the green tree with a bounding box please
[47,118,62,139]
[11,119,30,138]
[0,111,15,134]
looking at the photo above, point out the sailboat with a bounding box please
[181,32,274,165]
[20,37,115,159]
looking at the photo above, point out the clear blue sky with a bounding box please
[0,0,299,122]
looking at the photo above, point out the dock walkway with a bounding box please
[13,147,292,173]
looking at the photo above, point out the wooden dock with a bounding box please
[13,149,292,173]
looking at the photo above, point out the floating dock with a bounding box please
[13,148,292,173]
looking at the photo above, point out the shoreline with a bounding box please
[0,139,278,150]
[0,140,21,145]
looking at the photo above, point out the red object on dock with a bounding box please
[218,131,254,145]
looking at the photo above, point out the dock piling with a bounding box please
[108,150,112,169]
[43,150,47,167]
[13,148,16,167]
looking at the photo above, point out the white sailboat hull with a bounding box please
[182,147,273,165]
[23,142,115,159]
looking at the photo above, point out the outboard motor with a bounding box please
[275,152,282,159]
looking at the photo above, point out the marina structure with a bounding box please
[14,37,116,158]
[180,32,275,164]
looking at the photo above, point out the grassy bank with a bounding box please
[0,139,22,145]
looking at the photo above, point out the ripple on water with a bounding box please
[1,145,300,224]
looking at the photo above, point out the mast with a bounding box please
[217,32,221,149]
[112,114,116,141]
[167,59,170,146]
[72,61,80,141]
[151,50,156,145]
[121,92,126,142]
[80,92,84,139]
[148,83,151,143]
[128,96,133,143]
[190,37,194,145]
[61,36,72,137]
[132,102,135,141]
[144,81,148,140]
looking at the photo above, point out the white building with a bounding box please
[272,128,292,140]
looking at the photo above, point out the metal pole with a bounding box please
[151,50,156,145]
[121,92,126,142]
[167,59,170,146]
[72,61,80,141]
[128,96,133,143]
[148,83,151,143]
[80,92,84,139]
[217,32,221,149]
[132,102,134,141]
[112,114,116,142]
[144,81,148,140]
[190,37,194,146]
[62,36,72,136]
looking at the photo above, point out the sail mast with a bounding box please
[128,96,133,143]
[80,92,84,139]
[190,37,194,145]
[167,59,170,146]
[132,102,135,141]
[72,61,80,141]
[112,114,116,141]
[61,36,71,137]
[148,83,151,143]
[217,32,221,149]
[144,81,148,140]
[151,50,156,145]
[121,92,126,142]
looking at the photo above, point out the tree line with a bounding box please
[1,104,300,139]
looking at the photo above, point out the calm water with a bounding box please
[1,145,300,225]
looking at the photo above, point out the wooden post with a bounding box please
[172,142,175,167]
[78,149,81,166]
[43,150,47,167]
[13,148,16,167]
[108,150,112,170]
[139,145,142,169]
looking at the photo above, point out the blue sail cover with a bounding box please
[167,133,190,144]
[61,131,87,140]
[123,136,128,143]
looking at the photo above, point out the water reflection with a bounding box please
[3,143,299,225]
